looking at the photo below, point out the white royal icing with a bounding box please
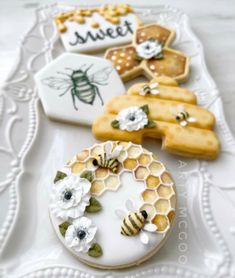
[65,216,97,253]
[35,53,125,126]
[116,106,148,131]
[50,174,91,220]
[59,13,139,53]
[136,39,162,60]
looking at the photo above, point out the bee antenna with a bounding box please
[65,67,74,71]
[85,64,93,73]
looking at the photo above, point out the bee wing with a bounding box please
[104,142,113,158]
[188,117,197,123]
[180,120,188,127]
[89,67,113,85]
[171,106,178,115]
[109,145,123,159]
[115,209,126,219]
[149,82,158,89]
[177,104,185,112]
[151,89,159,95]
[143,223,157,232]
[42,76,72,90]
[140,231,149,245]
[126,199,135,211]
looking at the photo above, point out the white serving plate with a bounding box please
[0,3,235,278]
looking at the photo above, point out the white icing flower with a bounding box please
[65,216,97,253]
[50,174,91,220]
[139,82,159,96]
[136,39,162,60]
[116,106,148,131]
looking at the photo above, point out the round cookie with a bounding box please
[49,141,176,269]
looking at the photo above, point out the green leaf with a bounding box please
[88,243,103,257]
[145,120,156,128]
[111,120,120,129]
[154,52,164,60]
[134,55,143,61]
[54,171,67,183]
[80,170,93,182]
[59,221,70,237]
[140,104,149,115]
[85,197,102,213]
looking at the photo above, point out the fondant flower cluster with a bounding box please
[50,171,103,257]
[111,104,156,131]
[136,39,163,60]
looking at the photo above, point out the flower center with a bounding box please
[145,45,150,50]
[129,114,136,121]
[64,190,72,200]
[77,229,86,240]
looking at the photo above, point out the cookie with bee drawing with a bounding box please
[35,52,125,126]
[49,141,176,269]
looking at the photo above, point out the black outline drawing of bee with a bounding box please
[172,105,196,126]
[42,64,113,110]
[92,142,123,173]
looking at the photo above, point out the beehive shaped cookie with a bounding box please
[49,141,176,269]
[105,24,189,82]
[92,77,220,160]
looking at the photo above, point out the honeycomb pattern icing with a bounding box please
[67,141,176,234]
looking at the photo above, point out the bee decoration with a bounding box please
[42,64,113,110]
[92,142,123,174]
[139,82,159,96]
[115,199,157,244]
[172,105,196,127]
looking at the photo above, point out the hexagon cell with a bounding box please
[138,153,152,166]
[90,145,103,156]
[91,180,105,195]
[142,189,158,203]
[104,175,120,190]
[161,172,174,185]
[157,185,174,199]
[71,162,86,173]
[154,199,170,214]
[146,175,160,188]
[149,161,164,176]
[127,145,142,158]
[76,150,89,161]
[152,214,169,232]
[134,166,149,180]
[123,158,138,170]
[95,168,109,179]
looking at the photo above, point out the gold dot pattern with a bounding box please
[55,4,133,33]
[136,25,171,45]
[105,24,189,82]
[68,141,176,234]
[106,46,139,75]
[147,49,186,78]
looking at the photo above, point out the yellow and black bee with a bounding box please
[121,210,148,236]
[172,105,196,127]
[92,153,119,173]
[92,142,122,173]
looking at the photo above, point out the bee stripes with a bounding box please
[92,154,119,173]
[121,211,148,236]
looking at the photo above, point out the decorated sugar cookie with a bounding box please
[49,141,176,269]
[105,24,189,82]
[35,53,125,126]
[55,4,141,53]
[93,77,220,160]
